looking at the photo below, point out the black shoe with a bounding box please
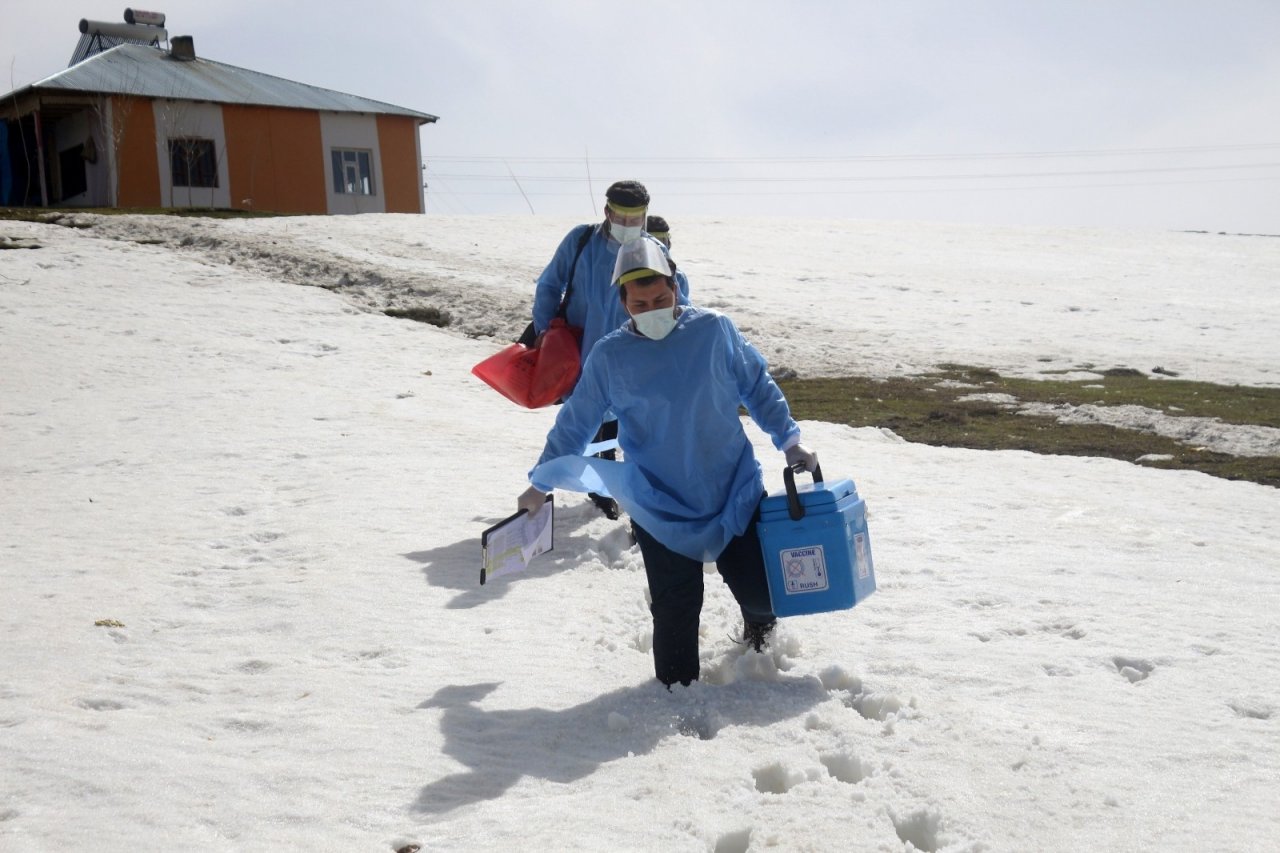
[742,619,777,653]
[589,492,620,520]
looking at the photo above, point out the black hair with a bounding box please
[618,273,676,302]
[605,180,650,207]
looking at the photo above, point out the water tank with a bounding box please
[124,9,167,27]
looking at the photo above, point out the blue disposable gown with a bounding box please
[533,225,689,367]
[529,306,800,561]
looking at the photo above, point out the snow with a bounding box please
[2,214,1278,852]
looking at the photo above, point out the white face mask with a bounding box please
[610,222,644,244]
[633,306,677,340]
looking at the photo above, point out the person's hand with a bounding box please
[784,443,818,473]
[518,485,549,517]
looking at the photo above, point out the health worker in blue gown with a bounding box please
[529,180,688,521]
[518,236,820,688]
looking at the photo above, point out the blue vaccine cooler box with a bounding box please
[757,466,876,617]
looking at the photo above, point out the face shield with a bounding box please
[645,216,670,248]
[612,235,674,286]
[614,238,679,340]
[605,202,647,244]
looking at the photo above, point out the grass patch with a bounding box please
[779,365,1280,488]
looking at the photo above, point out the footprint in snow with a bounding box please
[1113,656,1155,683]
[712,827,752,853]
[1227,699,1274,720]
[891,805,946,853]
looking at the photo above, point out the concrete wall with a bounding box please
[320,111,385,215]
[46,110,105,207]
[152,99,230,209]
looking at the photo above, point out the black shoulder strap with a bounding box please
[556,224,596,319]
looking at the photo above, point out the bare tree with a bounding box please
[156,95,228,209]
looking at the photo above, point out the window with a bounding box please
[331,148,374,195]
[169,138,218,188]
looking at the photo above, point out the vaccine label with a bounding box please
[780,545,829,595]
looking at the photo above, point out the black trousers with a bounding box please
[631,499,775,686]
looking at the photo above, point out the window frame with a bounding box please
[331,148,376,196]
[168,137,219,189]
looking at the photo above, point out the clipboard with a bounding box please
[480,495,554,585]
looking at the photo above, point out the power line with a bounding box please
[422,143,1280,215]
[425,142,1280,165]
[426,161,1280,184]
[422,171,1280,198]
[657,173,1280,196]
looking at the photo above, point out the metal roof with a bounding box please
[19,43,437,123]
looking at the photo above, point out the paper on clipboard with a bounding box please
[481,495,554,584]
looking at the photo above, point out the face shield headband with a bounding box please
[606,201,648,218]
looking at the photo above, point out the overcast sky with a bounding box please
[5,0,1280,231]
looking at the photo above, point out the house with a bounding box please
[0,12,438,214]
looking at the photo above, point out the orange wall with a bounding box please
[377,114,423,214]
[113,95,160,207]
[223,105,327,214]
[109,98,421,214]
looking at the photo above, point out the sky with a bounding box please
[4,1,1280,231]
[2,212,1279,850]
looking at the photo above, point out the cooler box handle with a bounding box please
[784,463,825,521]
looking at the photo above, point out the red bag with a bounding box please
[471,318,582,408]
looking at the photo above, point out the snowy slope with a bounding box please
[1,216,1277,852]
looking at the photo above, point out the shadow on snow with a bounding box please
[410,676,827,815]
